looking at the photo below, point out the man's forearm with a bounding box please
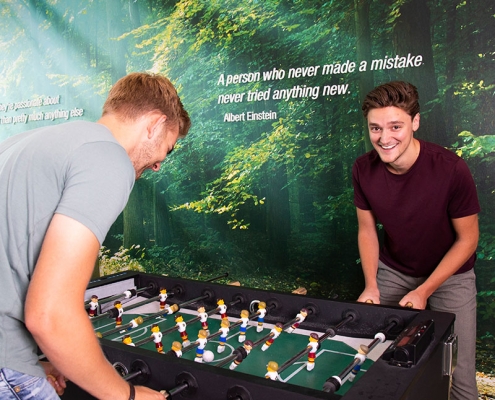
[417,239,477,299]
[416,214,479,300]
[358,230,380,289]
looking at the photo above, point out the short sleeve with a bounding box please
[448,159,481,219]
[352,161,371,210]
[55,141,135,244]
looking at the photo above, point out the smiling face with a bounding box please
[367,106,420,174]
[132,120,179,179]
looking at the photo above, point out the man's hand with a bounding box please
[41,361,67,396]
[135,385,169,399]
[357,287,380,305]
[399,289,428,310]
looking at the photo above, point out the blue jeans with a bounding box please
[0,368,60,400]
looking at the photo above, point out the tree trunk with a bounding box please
[153,179,173,247]
[123,180,147,248]
[106,0,127,82]
[392,0,447,146]
[266,165,290,269]
[354,0,374,151]
[443,2,457,139]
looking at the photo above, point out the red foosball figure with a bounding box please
[262,323,283,351]
[175,315,190,347]
[217,299,227,320]
[306,333,320,371]
[286,308,308,333]
[197,306,209,334]
[159,287,168,310]
[150,324,164,353]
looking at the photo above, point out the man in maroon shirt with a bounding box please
[352,81,479,400]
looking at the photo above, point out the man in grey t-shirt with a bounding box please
[0,72,190,400]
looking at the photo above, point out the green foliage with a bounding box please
[453,131,495,162]
[172,117,304,228]
[478,289,495,323]
[478,233,495,262]
[99,245,146,275]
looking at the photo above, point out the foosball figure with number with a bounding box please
[159,287,168,310]
[217,299,227,319]
[217,319,230,353]
[256,301,267,332]
[286,308,308,333]
[194,329,209,363]
[197,305,209,335]
[150,324,164,353]
[238,309,250,343]
[175,314,190,347]
[262,323,284,351]
[306,333,320,371]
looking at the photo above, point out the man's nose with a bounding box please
[380,128,393,143]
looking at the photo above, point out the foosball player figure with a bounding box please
[88,295,98,317]
[194,329,209,363]
[150,323,164,353]
[348,364,361,382]
[217,319,230,353]
[217,299,227,320]
[162,302,178,316]
[120,316,144,333]
[261,323,284,351]
[229,340,253,370]
[122,334,135,346]
[168,341,183,358]
[256,301,267,332]
[159,287,168,310]
[306,332,320,371]
[175,314,190,347]
[197,305,209,335]
[286,308,308,333]
[238,309,250,343]
[348,345,367,382]
[114,300,123,326]
[265,361,279,381]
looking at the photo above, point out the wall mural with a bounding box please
[0,0,494,393]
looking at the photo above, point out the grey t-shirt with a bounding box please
[0,121,135,377]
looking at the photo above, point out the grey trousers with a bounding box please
[377,261,478,400]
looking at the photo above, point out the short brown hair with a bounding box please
[362,81,420,119]
[102,72,191,137]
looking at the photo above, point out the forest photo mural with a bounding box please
[0,0,494,391]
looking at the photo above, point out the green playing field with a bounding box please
[92,305,377,396]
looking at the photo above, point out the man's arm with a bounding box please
[399,214,479,309]
[355,207,381,304]
[25,214,165,400]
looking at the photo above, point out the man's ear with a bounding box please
[147,113,167,139]
[412,113,420,132]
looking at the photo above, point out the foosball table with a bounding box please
[61,271,457,399]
